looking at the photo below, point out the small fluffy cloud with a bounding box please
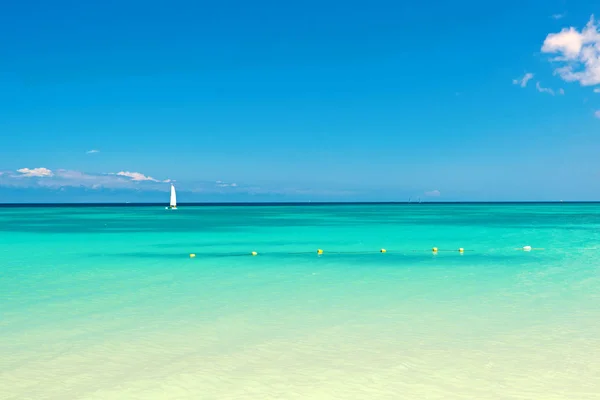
[216,180,238,188]
[595,110,600,119]
[86,149,100,154]
[558,88,565,95]
[593,88,600,93]
[16,167,53,177]
[513,72,534,87]
[551,13,565,20]
[536,82,555,95]
[541,16,600,86]
[425,189,441,197]
[115,171,158,182]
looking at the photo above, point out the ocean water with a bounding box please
[1,203,600,399]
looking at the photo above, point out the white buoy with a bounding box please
[523,246,532,252]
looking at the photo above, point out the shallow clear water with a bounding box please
[1,204,599,399]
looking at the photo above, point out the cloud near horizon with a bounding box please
[425,189,441,197]
[86,149,100,154]
[1,168,170,190]
[541,15,600,86]
[16,167,53,177]
[0,168,356,198]
[115,171,160,182]
[2,169,351,198]
[216,180,238,188]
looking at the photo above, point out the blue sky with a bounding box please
[1,0,600,202]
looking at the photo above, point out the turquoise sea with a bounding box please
[1,203,600,399]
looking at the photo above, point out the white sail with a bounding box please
[170,184,177,208]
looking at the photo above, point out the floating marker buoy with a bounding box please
[380,248,387,253]
[189,253,196,258]
[432,247,438,253]
[458,248,464,253]
[251,251,258,256]
[317,249,323,255]
[523,246,532,252]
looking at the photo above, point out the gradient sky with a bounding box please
[1,0,600,202]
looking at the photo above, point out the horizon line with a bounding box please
[0,201,596,207]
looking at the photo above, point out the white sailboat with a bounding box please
[167,184,177,210]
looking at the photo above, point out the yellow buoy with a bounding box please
[189,253,196,258]
[458,248,464,253]
[432,247,438,253]
[251,251,258,256]
[380,248,387,253]
[317,249,323,255]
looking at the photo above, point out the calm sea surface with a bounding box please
[1,204,599,399]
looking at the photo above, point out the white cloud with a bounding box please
[595,110,600,119]
[536,82,555,95]
[86,149,100,154]
[551,13,565,20]
[543,28,586,58]
[559,88,565,95]
[115,171,158,182]
[425,189,441,197]
[216,180,238,188]
[512,72,534,87]
[16,167,53,177]
[594,88,600,93]
[541,16,600,86]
